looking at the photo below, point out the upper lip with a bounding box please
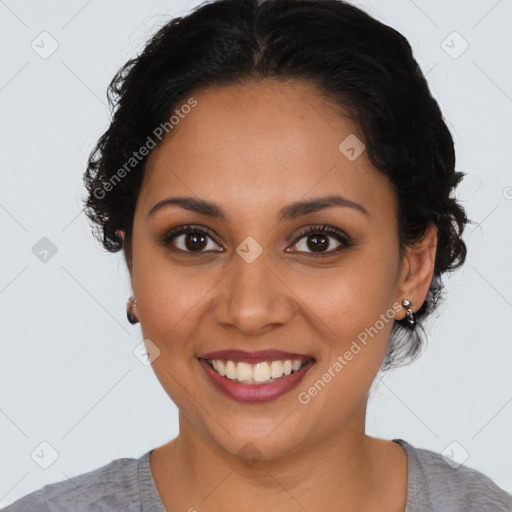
[198,349,315,364]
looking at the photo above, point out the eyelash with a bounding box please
[291,224,354,255]
[158,224,354,257]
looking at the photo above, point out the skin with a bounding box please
[119,78,437,511]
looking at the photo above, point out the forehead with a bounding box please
[139,79,397,221]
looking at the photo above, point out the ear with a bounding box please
[116,229,133,280]
[395,222,438,320]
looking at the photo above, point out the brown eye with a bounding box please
[288,225,353,256]
[159,225,223,253]
[180,231,209,251]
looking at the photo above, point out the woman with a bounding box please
[4,0,511,510]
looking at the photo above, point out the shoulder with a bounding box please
[394,439,512,512]
[2,452,149,512]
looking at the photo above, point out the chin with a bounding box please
[208,420,310,465]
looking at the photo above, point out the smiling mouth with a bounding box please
[199,357,315,385]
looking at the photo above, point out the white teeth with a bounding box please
[253,362,271,382]
[270,361,283,378]
[216,360,226,376]
[225,360,237,380]
[207,358,309,384]
[236,362,253,382]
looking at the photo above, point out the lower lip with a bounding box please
[198,358,315,403]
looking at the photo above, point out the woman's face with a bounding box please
[128,79,426,461]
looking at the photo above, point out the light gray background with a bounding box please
[1,0,511,507]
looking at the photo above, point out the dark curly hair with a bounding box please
[82,0,470,371]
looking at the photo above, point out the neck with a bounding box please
[151,408,402,511]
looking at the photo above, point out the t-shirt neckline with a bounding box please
[137,439,416,512]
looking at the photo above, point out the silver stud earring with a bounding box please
[402,299,416,330]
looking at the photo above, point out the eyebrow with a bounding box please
[147,195,369,221]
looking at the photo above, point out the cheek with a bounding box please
[130,242,208,353]
[293,268,398,424]
[293,250,399,338]
[135,270,207,347]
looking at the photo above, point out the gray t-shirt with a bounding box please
[2,439,511,511]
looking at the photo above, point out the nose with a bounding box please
[212,246,297,336]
